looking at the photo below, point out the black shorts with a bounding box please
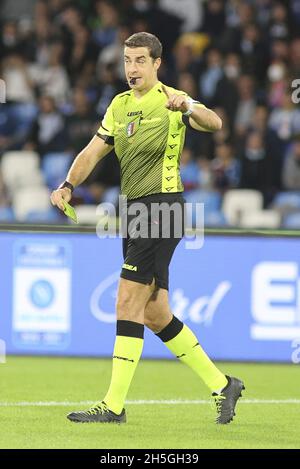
[121,193,185,290]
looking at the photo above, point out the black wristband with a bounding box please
[59,181,74,193]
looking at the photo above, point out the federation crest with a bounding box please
[126,121,135,137]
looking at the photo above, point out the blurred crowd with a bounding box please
[1,0,300,225]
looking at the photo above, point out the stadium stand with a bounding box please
[0,0,299,227]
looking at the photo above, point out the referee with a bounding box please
[51,32,245,425]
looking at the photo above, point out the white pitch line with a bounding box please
[0,399,300,407]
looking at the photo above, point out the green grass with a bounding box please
[1,356,300,449]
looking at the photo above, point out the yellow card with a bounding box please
[63,200,78,223]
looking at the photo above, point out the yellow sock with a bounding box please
[104,321,144,415]
[157,317,227,392]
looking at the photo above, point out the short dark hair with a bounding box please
[124,32,162,59]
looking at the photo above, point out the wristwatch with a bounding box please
[183,97,194,116]
[59,181,74,193]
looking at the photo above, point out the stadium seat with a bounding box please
[184,189,221,211]
[184,190,222,227]
[282,212,300,229]
[25,208,63,223]
[240,210,281,228]
[75,204,118,229]
[9,103,38,134]
[75,205,100,224]
[42,152,73,189]
[204,211,228,227]
[102,186,121,207]
[272,192,300,212]
[0,206,15,222]
[1,151,44,194]
[12,186,51,221]
[222,189,263,226]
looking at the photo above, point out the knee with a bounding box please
[144,315,161,333]
[116,293,132,316]
[144,308,172,334]
[116,292,142,321]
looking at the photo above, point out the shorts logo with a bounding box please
[122,263,138,272]
[126,122,135,137]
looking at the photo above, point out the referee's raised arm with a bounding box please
[161,84,222,132]
[50,134,113,211]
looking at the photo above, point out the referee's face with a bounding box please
[124,47,161,94]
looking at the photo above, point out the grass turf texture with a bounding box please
[1,356,300,449]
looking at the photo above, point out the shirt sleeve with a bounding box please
[96,99,115,145]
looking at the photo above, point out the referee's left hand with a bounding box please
[162,85,189,113]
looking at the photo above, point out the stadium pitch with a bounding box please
[1,356,300,449]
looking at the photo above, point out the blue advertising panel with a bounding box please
[12,239,72,350]
[1,231,300,362]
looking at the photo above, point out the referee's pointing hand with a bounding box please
[162,85,190,114]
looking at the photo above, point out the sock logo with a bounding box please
[113,355,134,363]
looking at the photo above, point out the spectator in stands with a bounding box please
[202,0,226,40]
[211,142,240,191]
[212,107,232,146]
[199,48,223,107]
[159,0,203,33]
[290,38,300,78]
[238,22,268,83]
[37,41,70,105]
[249,106,269,137]
[127,0,182,60]
[267,60,288,109]
[269,2,289,42]
[92,0,120,48]
[291,0,300,32]
[25,95,66,156]
[66,25,99,86]
[240,131,267,193]
[172,40,198,80]
[221,1,255,53]
[177,72,198,100]
[268,90,300,152]
[24,16,55,65]
[177,72,205,156]
[247,106,273,196]
[2,53,35,103]
[96,63,126,118]
[282,137,300,191]
[255,0,273,28]
[97,24,132,81]
[234,75,256,139]
[197,157,213,190]
[215,53,240,132]
[83,151,121,205]
[180,148,200,192]
[66,88,98,156]
[270,38,289,63]
[59,3,84,43]
[0,21,22,58]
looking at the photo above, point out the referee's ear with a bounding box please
[153,57,161,72]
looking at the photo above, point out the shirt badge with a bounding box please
[126,121,135,137]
